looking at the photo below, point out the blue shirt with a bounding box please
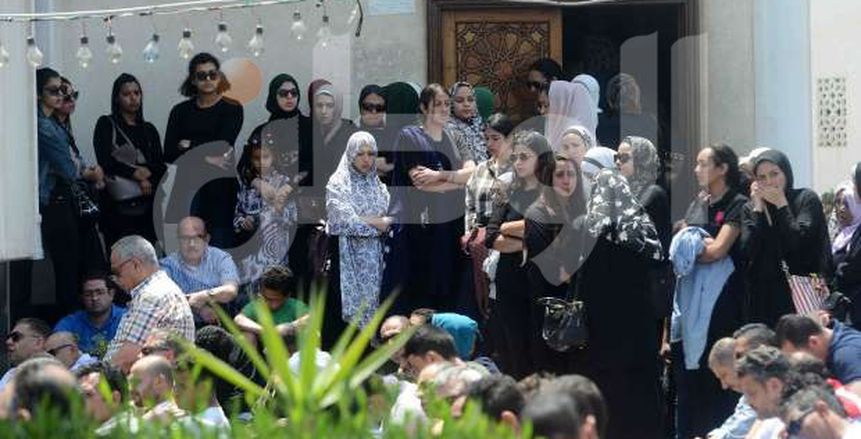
[54,305,127,358]
[160,247,239,294]
[828,321,861,384]
[37,106,78,206]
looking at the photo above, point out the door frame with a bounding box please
[427,0,703,199]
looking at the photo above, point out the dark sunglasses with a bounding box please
[526,80,544,91]
[47,344,73,356]
[277,88,299,98]
[361,103,386,113]
[194,70,220,82]
[510,152,534,162]
[7,332,35,343]
[554,170,577,178]
[64,90,80,102]
[43,86,64,97]
[615,153,632,164]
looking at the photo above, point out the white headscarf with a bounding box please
[572,74,603,114]
[544,80,598,150]
[325,131,390,327]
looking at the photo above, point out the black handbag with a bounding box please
[537,293,588,352]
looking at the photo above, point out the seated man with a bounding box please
[707,337,757,439]
[467,374,524,433]
[378,315,410,376]
[54,273,127,358]
[779,385,861,439]
[140,329,185,367]
[776,314,861,397]
[733,323,777,358]
[1,318,51,391]
[105,236,195,373]
[75,361,134,435]
[45,331,98,372]
[400,325,467,381]
[735,346,791,439]
[161,216,239,325]
[522,390,582,439]
[234,265,309,346]
[12,356,81,422]
[176,356,231,432]
[545,375,608,439]
[129,355,187,424]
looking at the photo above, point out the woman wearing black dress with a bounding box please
[484,130,552,379]
[742,149,833,326]
[94,73,166,249]
[163,52,243,248]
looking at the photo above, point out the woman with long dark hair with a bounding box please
[94,73,166,249]
[524,153,588,374]
[163,52,244,248]
[484,130,553,379]
[673,144,748,439]
[742,149,833,326]
[36,67,84,313]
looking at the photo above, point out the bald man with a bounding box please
[45,332,97,372]
[129,355,187,423]
[160,216,239,326]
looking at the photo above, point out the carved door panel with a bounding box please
[441,9,562,124]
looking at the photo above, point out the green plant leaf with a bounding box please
[211,302,272,381]
[183,343,266,399]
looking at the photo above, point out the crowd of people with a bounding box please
[14,52,861,437]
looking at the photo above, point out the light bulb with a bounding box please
[106,34,123,64]
[0,41,10,68]
[317,15,331,48]
[76,36,93,69]
[215,22,232,53]
[178,28,194,59]
[247,24,264,57]
[26,37,43,68]
[291,11,307,41]
[142,34,160,63]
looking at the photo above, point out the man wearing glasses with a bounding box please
[44,331,98,372]
[104,235,195,373]
[780,385,861,439]
[54,273,127,358]
[160,216,239,326]
[0,318,51,391]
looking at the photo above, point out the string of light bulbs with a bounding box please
[0,0,363,69]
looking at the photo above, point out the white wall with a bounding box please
[810,0,861,193]
[0,0,41,261]
[37,0,426,164]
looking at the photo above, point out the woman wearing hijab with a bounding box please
[94,73,166,249]
[473,86,496,121]
[558,125,595,167]
[577,165,663,439]
[250,74,311,178]
[833,171,861,328]
[378,82,420,184]
[484,130,553,379]
[544,80,598,150]
[617,136,670,253]
[742,149,833,326]
[326,132,391,336]
[446,81,488,164]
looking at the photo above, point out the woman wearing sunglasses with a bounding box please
[35,68,90,313]
[484,130,553,379]
[163,52,244,248]
[356,84,398,184]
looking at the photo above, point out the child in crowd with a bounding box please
[234,265,309,347]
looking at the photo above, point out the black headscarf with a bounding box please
[265,73,302,121]
[752,149,795,197]
[359,84,385,110]
[110,73,145,124]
